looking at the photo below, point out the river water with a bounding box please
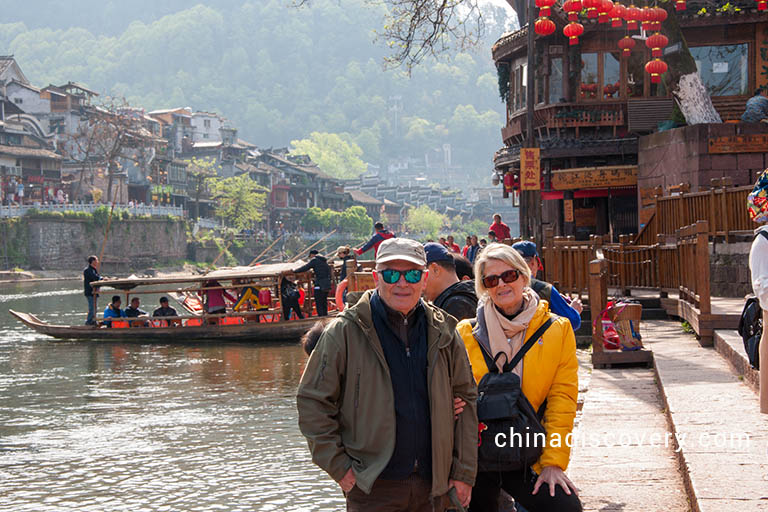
[0,281,343,511]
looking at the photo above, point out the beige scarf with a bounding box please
[483,287,540,376]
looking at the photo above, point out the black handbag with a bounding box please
[476,318,553,472]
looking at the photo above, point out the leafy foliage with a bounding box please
[207,174,268,230]
[301,205,373,236]
[405,204,447,240]
[290,132,367,179]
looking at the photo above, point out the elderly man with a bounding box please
[297,238,478,511]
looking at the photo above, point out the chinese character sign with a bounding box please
[521,148,540,191]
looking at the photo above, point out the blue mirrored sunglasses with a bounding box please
[379,268,424,284]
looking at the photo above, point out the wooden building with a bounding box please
[493,4,768,240]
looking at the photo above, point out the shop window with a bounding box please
[580,53,599,100]
[549,57,563,103]
[691,44,749,96]
[603,52,621,99]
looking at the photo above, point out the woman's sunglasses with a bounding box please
[482,269,520,288]
[378,268,424,284]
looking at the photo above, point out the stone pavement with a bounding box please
[647,319,768,511]
[568,361,689,511]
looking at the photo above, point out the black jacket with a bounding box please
[294,255,332,290]
[83,265,101,297]
[124,306,146,318]
[433,280,478,321]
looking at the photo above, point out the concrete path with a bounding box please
[647,320,768,511]
[568,359,689,511]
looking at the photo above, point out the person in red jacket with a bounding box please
[446,235,461,253]
[354,222,395,257]
[488,213,511,241]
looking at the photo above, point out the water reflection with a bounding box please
[0,282,343,511]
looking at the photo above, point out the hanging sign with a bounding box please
[551,165,637,190]
[564,199,574,223]
[520,148,541,191]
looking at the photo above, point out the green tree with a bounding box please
[185,157,219,221]
[405,205,447,240]
[290,132,367,180]
[301,206,326,232]
[207,174,268,230]
[340,206,373,237]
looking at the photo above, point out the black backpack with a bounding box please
[476,317,553,472]
[737,295,762,370]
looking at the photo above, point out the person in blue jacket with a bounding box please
[103,295,126,328]
[512,241,583,330]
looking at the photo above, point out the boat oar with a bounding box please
[290,229,337,263]
[249,234,284,266]
[211,238,234,267]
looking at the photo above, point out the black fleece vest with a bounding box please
[370,292,432,480]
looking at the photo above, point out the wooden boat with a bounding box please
[9,261,339,343]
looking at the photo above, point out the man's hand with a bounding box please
[532,466,579,497]
[570,297,583,314]
[448,480,472,508]
[338,468,356,493]
[453,397,466,420]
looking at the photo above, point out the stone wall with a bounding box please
[710,240,754,298]
[25,217,186,270]
[638,123,768,194]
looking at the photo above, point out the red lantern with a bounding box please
[624,4,641,30]
[646,32,669,58]
[641,6,656,31]
[563,0,582,21]
[618,35,636,57]
[610,2,626,27]
[758,0,767,9]
[645,58,668,83]
[598,0,614,22]
[536,0,557,17]
[535,17,557,36]
[584,0,600,18]
[675,0,686,10]
[563,22,585,45]
[651,7,667,31]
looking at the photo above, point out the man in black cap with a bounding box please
[293,249,332,316]
[153,297,180,325]
[423,242,478,321]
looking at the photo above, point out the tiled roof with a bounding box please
[0,144,62,159]
[347,189,382,205]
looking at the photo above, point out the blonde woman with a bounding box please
[456,243,581,512]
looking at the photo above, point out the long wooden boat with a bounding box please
[9,309,332,342]
[9,261,339,343]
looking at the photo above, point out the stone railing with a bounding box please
[0,203,185,218]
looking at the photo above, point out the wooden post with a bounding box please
[696,220,711,316]
[589,258,608,357]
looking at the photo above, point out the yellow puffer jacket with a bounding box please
[456,299,578,473]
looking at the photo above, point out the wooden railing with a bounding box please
[503,101,627,142]
[543,221,710,306]
[635,183,752,244]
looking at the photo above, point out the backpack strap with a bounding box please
[504,317,555,372]
[758,230,768,242]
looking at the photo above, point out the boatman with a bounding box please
[297,237,478,511]
[292,249,332,316]
[83,255,101,326]
[354,222,395,258]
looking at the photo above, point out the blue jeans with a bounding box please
[86,295,97,325]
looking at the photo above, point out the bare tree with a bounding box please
[61,98,157,202]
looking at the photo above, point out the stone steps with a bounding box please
[714,329,760,394]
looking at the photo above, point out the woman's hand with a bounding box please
[532,466,579,497]
[453,397,466,420]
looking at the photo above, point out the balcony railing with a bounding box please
[502,102,626,143]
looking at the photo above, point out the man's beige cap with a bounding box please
[376,238,427,267]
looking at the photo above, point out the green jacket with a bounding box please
[296,290,478,496]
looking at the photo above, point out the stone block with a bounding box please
[710,154,738,170]
[737,152,764,170]
[707,123,737,138]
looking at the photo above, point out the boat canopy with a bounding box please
[95,261,308,290]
